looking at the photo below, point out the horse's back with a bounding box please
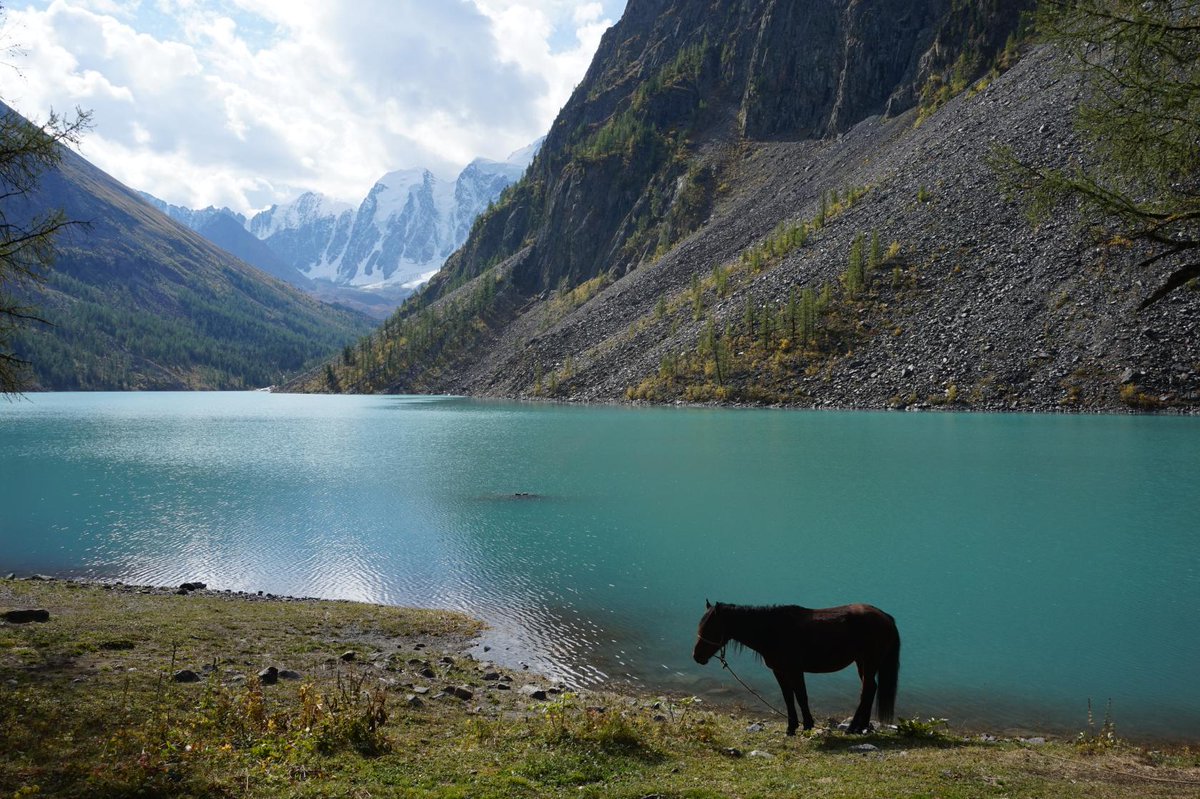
[805,604,899,655]
[843,604,899,640]
[808,603,895,627]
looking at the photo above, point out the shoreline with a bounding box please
[3,575,1198,797]
[5,572,1195,748]
[14,386,1200,415]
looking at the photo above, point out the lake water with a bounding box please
[2,392,1198,741]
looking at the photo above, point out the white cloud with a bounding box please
[472,0,615,127]
[2,0,623,214]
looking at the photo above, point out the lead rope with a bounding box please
[714,644,788,718]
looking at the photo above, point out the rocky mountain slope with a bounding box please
[289,0,1198,412]
[8,120,375,391]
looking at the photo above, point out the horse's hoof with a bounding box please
[786,728,797,737]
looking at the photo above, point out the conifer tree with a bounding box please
[997,0,1200,308]
[0,96,90,395]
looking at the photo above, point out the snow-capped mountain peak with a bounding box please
[242,137,543,289]
[506,135,545,167]
[247,192,353,241]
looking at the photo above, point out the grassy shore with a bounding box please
[1,579,1197,799]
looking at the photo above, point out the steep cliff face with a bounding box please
[428,0,1027,302]
[289,0,1197,412]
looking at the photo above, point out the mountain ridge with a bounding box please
[246,147,536,291]
[143,143,539,318]
[6,105,375,391]
[286,0,1198,411]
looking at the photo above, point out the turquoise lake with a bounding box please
[1,392,1197,740]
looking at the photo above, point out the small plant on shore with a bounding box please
[897,716,950,739]
[1076,699,1118,754]
[1119,382,1162,409]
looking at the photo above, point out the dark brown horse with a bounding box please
[693,600,900,735]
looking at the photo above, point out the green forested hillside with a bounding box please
[9,133,374,390]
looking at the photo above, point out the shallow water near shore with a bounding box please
[2,392,1198,740]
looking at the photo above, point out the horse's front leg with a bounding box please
[771,669,799,735]
[792,670,815,730]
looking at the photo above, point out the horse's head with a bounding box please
[693,599,727,665]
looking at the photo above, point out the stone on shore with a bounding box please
[3,609,50,624]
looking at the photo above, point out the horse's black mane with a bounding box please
[714,602,806,614]
[710,603,807,660]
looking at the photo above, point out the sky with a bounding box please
[1,0,627,215]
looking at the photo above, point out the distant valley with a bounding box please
[5,91,538,391]
[3,100,375,391]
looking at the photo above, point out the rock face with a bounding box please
[427,0,1028,299]
[741,0,941,138]
[291,0,1199,412]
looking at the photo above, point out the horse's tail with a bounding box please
[876,631,900,724]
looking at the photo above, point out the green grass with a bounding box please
[2,579,1198,798]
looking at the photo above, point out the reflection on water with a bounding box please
[2,392,1199,740]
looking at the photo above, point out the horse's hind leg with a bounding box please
[848,661,877,734]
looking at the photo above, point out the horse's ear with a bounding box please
[705,598,712,609]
